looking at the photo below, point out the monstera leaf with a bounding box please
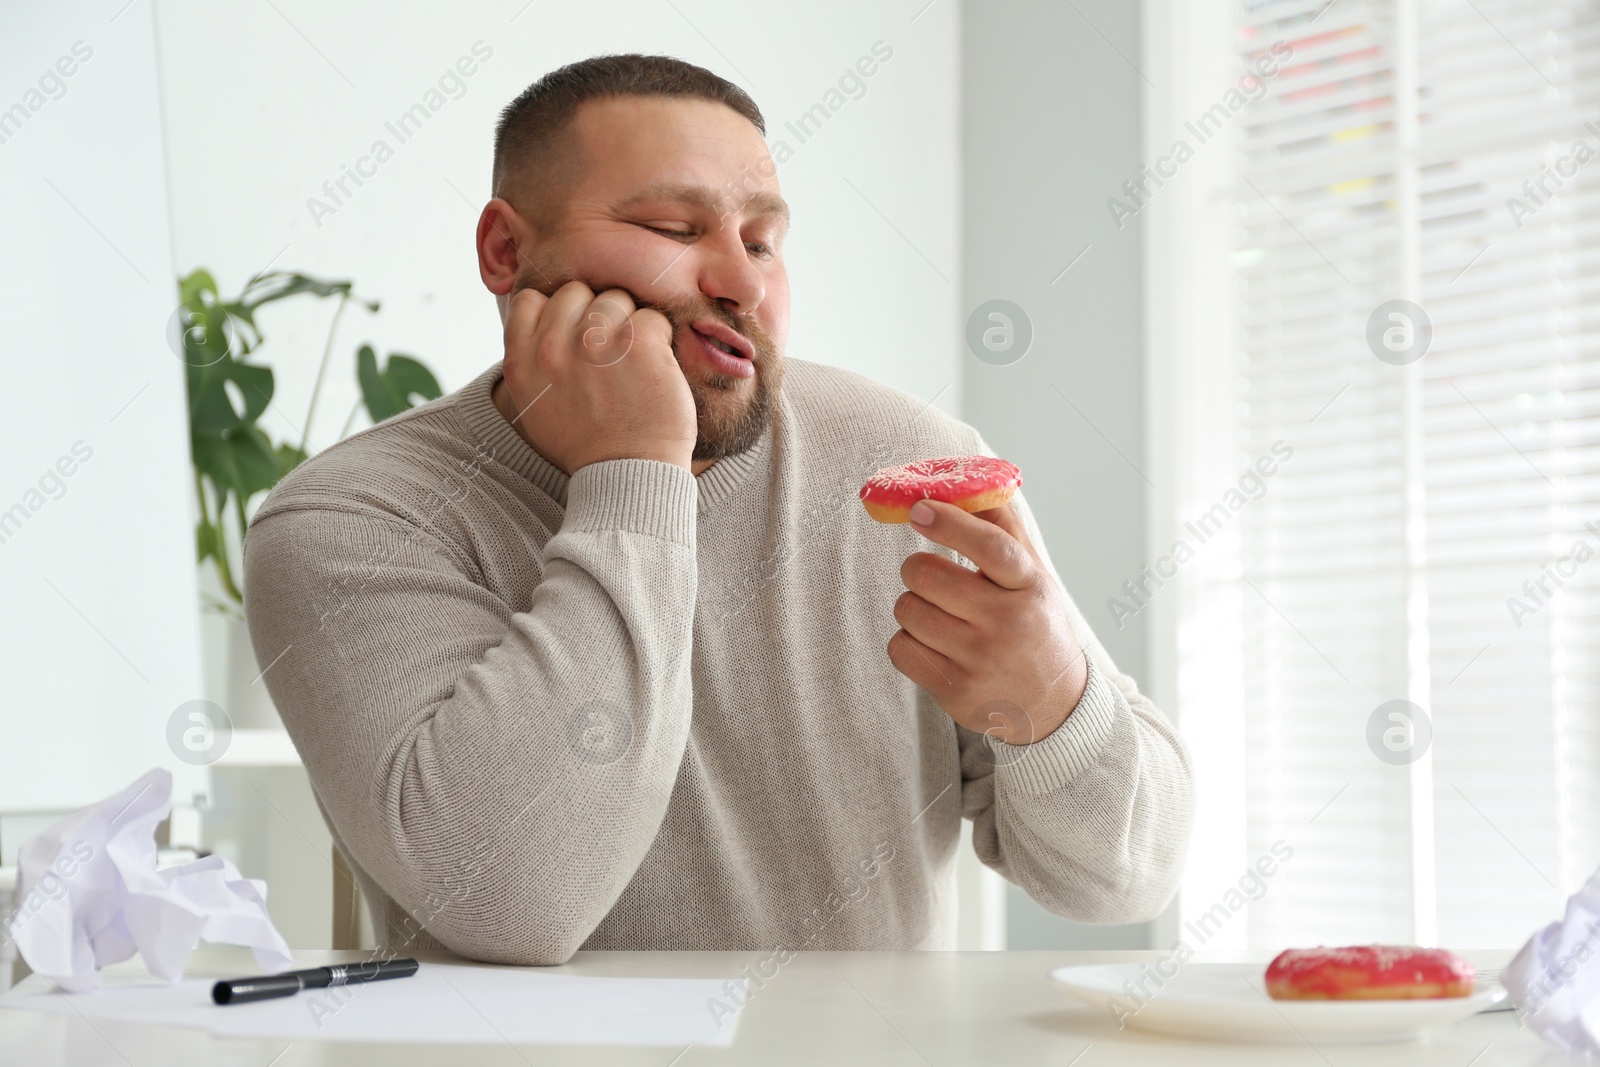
[191,423,282,503]
[187,357,273,433]
[178,268,432,611]
[357,345,442,424]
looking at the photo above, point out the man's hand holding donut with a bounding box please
[887,499,1090,746]
[497,280,698,474]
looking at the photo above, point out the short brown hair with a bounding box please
[492,54,765,234]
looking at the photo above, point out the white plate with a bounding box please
[1049,963,1507,1044]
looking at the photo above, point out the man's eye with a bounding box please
[643,223,773,258]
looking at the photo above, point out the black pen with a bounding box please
[211,958,420,1005]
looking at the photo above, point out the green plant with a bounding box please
[176,268,441,614]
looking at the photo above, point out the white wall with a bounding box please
[0,1,206,818]
[962,1,1162,949]
[1142,0,1250,955]
[152,0,962,452]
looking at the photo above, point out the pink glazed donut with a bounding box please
[1265,946,1475,1000]
[859,455,1023,524]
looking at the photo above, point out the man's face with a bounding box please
[508,96,791,462]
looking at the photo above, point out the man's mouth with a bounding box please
[689,319,755,360]
[700,332,743,357]
[685,322,756,379]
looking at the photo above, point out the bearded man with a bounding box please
[243,53,1193,965]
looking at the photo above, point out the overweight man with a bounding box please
[243,53,1194,965]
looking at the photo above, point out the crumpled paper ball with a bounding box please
[5,767,293,992]
[1504,866,1600,1052]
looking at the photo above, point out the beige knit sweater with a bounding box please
[242,359,1193,964]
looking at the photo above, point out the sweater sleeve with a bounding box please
[956,464,1195,925]
[241,458,699,966]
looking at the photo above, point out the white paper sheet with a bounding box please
[0,961,749,1047]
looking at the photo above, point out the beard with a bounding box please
[637,287,784,462]
[514,260,783,463]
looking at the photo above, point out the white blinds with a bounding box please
[1176,0,1597,948]
[1416,0,1600,947]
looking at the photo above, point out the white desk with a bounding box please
[0,947,1575,1065]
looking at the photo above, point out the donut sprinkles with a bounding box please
[859,455,1022,524]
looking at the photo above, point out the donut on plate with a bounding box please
[1265,946,1475,1000]
[860,456,1022,524]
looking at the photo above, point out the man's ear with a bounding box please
[476,197,527,322]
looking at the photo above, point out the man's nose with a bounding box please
[697,225,765,316]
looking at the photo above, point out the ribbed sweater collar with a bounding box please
[454,364,771,515]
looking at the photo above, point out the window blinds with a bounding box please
[1185,0,1596,948]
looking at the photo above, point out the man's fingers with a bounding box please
[908,499,1034,590]
[968,501,1046,579]
[503,287,552,407]
[893,590,975,662]
[628,305,675,351]
[537,279,604,362]
[505,286,547,350]
[973,501,1036,557]
[575,289,641,366]
[886,628,960,692]
[899,551,996,624]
